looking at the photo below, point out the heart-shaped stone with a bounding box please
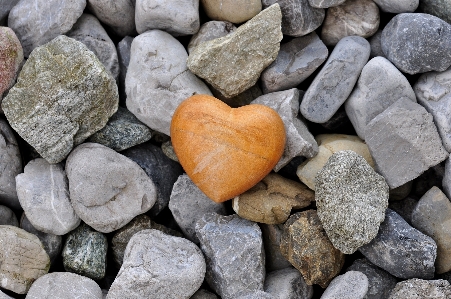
[171,94,286,203]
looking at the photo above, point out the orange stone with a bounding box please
[171,94,286,203]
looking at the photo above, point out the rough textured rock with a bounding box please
[232,173,314,224]
[0,205,17,226]
[135,0,200,35]
[369,30,384,58]
[262,0,325,37]
[260,224,292,272]
[373,0,418,13]
[321,0,379,46]
[321,271,368,299]
[26,272,103,299]
[2,35,118,164]
[264,267,313,299]
[66,143,157,233]
[107,229,205,299]
[296,134,374,190]
[252,89,318,170]
[195,213,265,299]
[0,225,50,294]
[201,0,261,23]
[345,57,416,140]
[381,13,451,75]
[365,98,448,189]
[8,0,86,57]
[62,223,107,280]
[0,0,19,24]
[126,30,211,136]
[0,27,23,102]
[420,0,451,24]
[187,4,282,98]
[280,210,345,288]
[316,150,389,254]
[301,36,370,123]
[388,279,451,299]
[191,289,218,299]
[359,209,437,279]
[188,21,236,54]
[117,36,133,102]
[87,0,135,36]
[308,0,345,8]
[260,32,328,94]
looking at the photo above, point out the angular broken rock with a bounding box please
[365,98,448,189]
[320,271,369,299]
[1,35,118,164]
[66,143,157,233]
[264,267,314,299]
[187,4,282,98]
[260,224,292,272]
[188,21,236,54]
[388,279,451,299]
[0,27,23,102]
[87,0,136,37]
[126,30,211,136]
[252,89,318,170]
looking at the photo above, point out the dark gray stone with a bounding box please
[388,197,418,225]
[373,0,418,13]
[388,279,451,299]
[190,289,218,299]
[320,271,369,299]
[117,36,133,103]
[87,0,136,37]
[0,205,17,226]
[235,291,274,299]
[260,224,292,272]
[264,267,313,299]
[420,0,451,24]
[369,31,385,58]
[0,0,19,24]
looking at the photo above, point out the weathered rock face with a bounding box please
[320,271,369,299]
[0,27,23,102]
[188,21,236,54]
[2,35,118,164]
[420,0,451,24]
[388,279,451,299]
[201,0,262,23]
[187,4,282,98]
[264,267,314,299]
[87,0,136,37]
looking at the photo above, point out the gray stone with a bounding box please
[369,30,385,58]
[66,143,157,233]
[389,181,413,201]
[373,0,418,13]
[315,150,389,254]
[0,290,12,299]
[415,164,445,198]
[8,0,86,57]
[26,272,103,299]
[195,213,265,299]
[264,267,313,299]
[87,0,135,37]
[135,0,199,36]
[388,197,418,225]
[126,30,211,136]
[161,141,179,162]
[260,224,292,272]
[0,118,21,209]
[169,174,227,243]
[321,271,368,299]
[309,0,345,8]
[420,0,451,24]
[443,159,451,200]
[321,0,380,46]
[16,158,80,235]
[0,27,23,103]
[381,13,451,75]
[188,21,236,54]
[301,36,370,124]
[200,0,262,23]
[187,4,282,99]
[88,107,152,151]
[252,89,318,171]
[2,35,119,164]
[345,56,416,139]
[347,258,397,299]
[117,36,133,102]
[359,209,437,279]
[0,205,17,226]
[260,32,328,94]
[62,223,107,280]
[67,13,119,81]
[107,229,205,299]
[388,279,451,299]
[0,0,19,24]
[0,225,50,294]
[191,289,218,299]
[262,0,324,37]
[365,98,448,189]
[235,291,274,299]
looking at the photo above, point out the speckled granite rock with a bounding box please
[0,27,23,103]
[320,271,368,299]
[188,21,236,54]
[264,267,313,299]
[87,0,136,37]
[388,279,451,299]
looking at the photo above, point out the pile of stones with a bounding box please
[2,0,451,298]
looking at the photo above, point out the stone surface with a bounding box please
[26,272,103,299]
[321,0,379,46]
[0,205,17,226]
[107,229,205,299]
[195,213,265,299]
[187,4,282,98]
[8,0,86,57]
[320,271,368,299]
[235,291,275,299]
[62,223,107,280]
[260,32,328,94]
[345,56,416,140]
[88,107,152,152]
[280,210,345,288]
[0,0,19,24]
[232,173,314,224]
[373,0,418,13]
[388,279,451,299]
[188,21,236,54]
[359,209,437,279]
[191,289,218,299]
[388,197,418,225]
[316,150,389,254]
[171,94,285,203]
[67,13,119,81]
[301,36,370,123]
[369,30,385,58]
[0,27,23,103]
[201,0,261,23]
[0,225,50,294]
[389,181,413,201]
[2,35,118,164]
[260,224,292,272]
[365,98,448,189]
[381,13,451,75]
[66,143,157,233]
[262,0,324,37]
[126,29,211,136]
[252,89,318,170]
[87,0,135,36]
[211,83,263,108]
[117,36,133,102]
[296,134,374,190]
[420,0,451,24]
[169,174,227,243]
[308,0,345,8]
[16,158,80,235]
[264,267,313,299]
[136,0,199,35]
[161,141,179,162]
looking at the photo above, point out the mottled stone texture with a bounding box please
[0,27,23,102]
[420,0,451,24]
[87,0,136,36]
[388,279,451,299]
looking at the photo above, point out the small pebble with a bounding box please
[264,267,314,299]
[320,271,368,299]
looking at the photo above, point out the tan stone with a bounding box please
[201,0,262,24]
[232,173,314,224]
[296,134,374,190]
